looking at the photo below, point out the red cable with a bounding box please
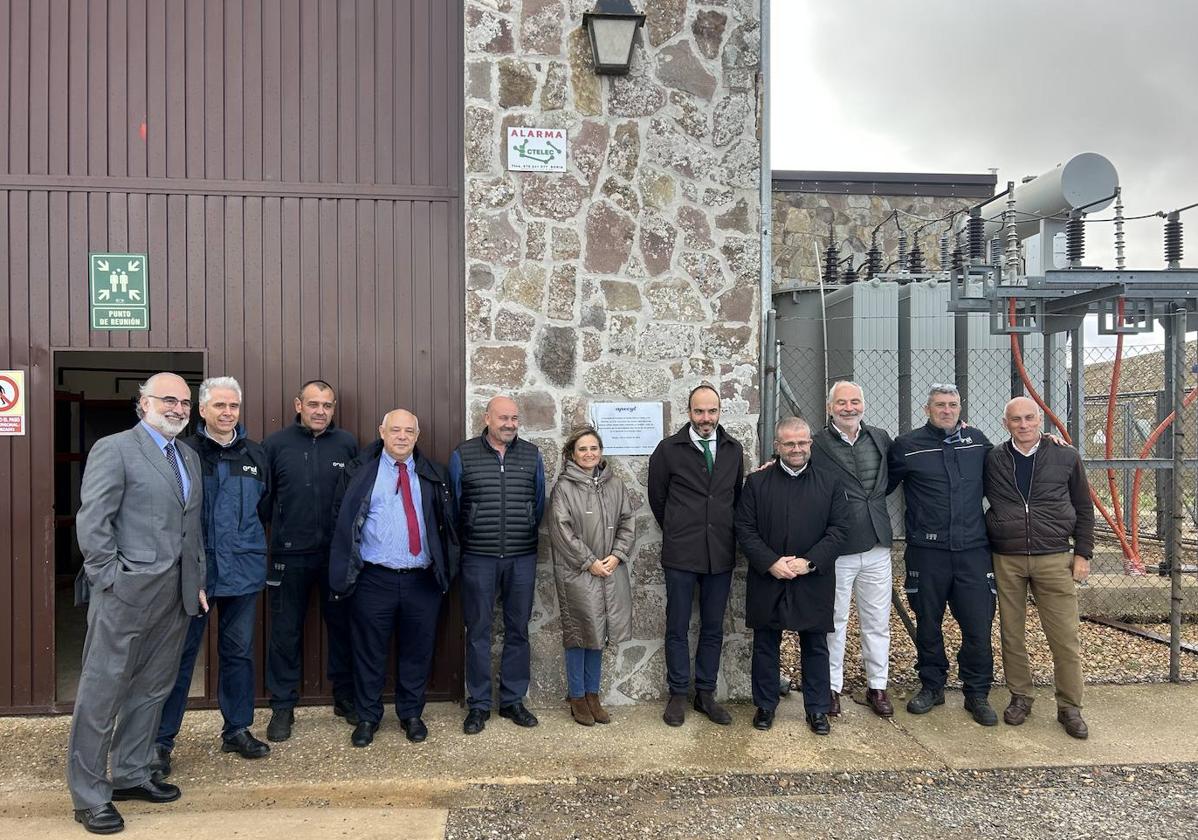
[1130,387,1198,557]
[1105,299,1126,532]
[1006,299,1142,571]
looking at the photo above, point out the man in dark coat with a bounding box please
[737,416,849,734]
[812,381,895,719]
[329,409,459,747]
[648,383,745,728]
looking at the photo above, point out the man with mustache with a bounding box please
[68,372,207,835]
[648,382,744,727]
[812,381,896,719]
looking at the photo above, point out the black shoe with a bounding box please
[752,707,775,731]
[662,693,687,727]
[351,721,379,747]
[111,778,181,803]
[906,686,945,715]
[266,708,294,742]
[221,729,271,759]
[400,717,429,743]
[806,712,831,735]
[499,702,539,728]
[694,690,732,726]
[74,802,124,834]
[149,743,171,778]
[334,697,359,726]
[964,695,998,726]
[463,708,490,735]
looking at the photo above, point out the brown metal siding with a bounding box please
[0,0,465,712]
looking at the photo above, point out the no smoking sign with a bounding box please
[0,370,26,436]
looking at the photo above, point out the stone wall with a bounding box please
[463,0,763,705]
[772,190,979,287]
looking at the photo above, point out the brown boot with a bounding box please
[569,696,595,726]
[585,692,610,724]
[1057,707,1088,740]
[1004,694,1034,726]
[694,690,732,725]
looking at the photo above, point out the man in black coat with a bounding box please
[648,383,744,727]
[736,416,850,734]
[261,379,360,742]
[328,409,459,747]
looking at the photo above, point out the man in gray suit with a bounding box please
[68,372,207,835]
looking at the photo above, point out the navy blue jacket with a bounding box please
[887,421,992,552]
[262,418,358,559]
[180,422,269,597]
[328,440,460,598]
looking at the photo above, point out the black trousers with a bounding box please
[752,628,830,713]
[903,544,996,697]
[663,567,732,695]
[265,552,354,711]
[350,563,443,723]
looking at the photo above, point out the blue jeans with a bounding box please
[460,551,537,710]
[564,647,602,698]
[156,592,260,749]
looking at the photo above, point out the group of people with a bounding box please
[65,372,1095,836]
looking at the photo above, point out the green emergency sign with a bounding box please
[90,254,149,330]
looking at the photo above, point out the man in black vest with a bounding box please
[450,395,546,734]
[812,381,896,718]
[648,383,744,727]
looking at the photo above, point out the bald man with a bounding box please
[69,372,207,834]
[449,396,546,734]
[329,410,459,746]
[983,397,1094,739]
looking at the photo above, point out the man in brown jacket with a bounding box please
[983,397,1094,739]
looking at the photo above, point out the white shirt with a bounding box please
[689,425,717,458]
[832,421,862,446]
[1012,439,1041,457]
[778,460,809,477]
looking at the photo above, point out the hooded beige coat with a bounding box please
[549,460,635,649]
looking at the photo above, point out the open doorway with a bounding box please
[53,350,206,705]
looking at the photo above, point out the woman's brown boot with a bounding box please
[585,692,610,724]
[569,696,595,726]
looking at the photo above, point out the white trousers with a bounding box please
[827,545,892,692]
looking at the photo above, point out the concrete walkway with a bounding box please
[1,683,1194,838]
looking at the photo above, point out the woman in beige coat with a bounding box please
[550,425,635,726]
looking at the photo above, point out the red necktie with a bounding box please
[395,463,423,556]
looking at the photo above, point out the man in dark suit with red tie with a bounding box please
[328,409,459,746]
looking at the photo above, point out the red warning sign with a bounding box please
[0,370,26,435]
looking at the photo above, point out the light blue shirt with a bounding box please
[140,421,191,502]
[360,451,429,570]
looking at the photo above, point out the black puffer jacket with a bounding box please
[983,439,1095,558]
[887,421,992,552]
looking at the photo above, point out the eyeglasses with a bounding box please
[145,394,193,410]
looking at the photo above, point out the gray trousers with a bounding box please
[67,568,190,809]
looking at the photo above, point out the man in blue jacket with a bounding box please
[262,380,359,742]
[329,409,459,746]
[153,377,270,776]
[887,383,998,726]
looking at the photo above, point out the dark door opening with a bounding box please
[53,350,205,706]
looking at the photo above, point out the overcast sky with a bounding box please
[770,0,1198,346]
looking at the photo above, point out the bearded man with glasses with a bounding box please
[68,372,207,835]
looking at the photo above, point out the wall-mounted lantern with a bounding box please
[582,0,646,75]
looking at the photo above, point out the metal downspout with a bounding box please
[758,0,775,461]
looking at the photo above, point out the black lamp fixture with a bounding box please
[582,0,646,75]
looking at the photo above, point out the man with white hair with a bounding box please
[984,397,1093,739]
[152,377,271,776]
[68,372,207,834]
[812,381,896,718]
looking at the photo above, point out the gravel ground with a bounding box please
[783,587,1198,694]
[444,763,1198,840]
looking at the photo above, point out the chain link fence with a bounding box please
[773,335,1198,684]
